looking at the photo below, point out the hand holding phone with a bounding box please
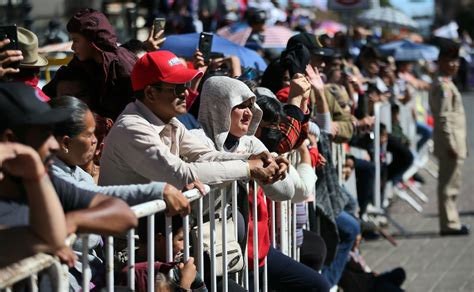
[0,25,21,72]
[143,19,166,52]
[199,32,213,64]
[153,18,166,39]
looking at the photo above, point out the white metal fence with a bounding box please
[0,253,69,292]
[73,182,307,292]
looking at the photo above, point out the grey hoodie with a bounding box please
[197,76,294,202]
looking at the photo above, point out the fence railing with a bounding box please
[373,101,392,212]
[0,253,69,291]
[72,177,311,292]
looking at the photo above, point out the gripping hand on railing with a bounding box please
[178,257,197,290]
[356,116,375,132]
[248,160,278,184]
[274,155,289,181]
[54,245,77,268]
[248,151,274,167]
[163,184,192,217]
[248,151,283,183]
[248,151,290,183]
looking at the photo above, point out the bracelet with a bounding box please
[23,170,48,183]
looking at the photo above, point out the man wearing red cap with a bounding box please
[99,51,280,189]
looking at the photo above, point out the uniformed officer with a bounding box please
[429,38,470,236]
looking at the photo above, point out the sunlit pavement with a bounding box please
[362,91,474,292]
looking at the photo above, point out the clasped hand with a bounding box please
[248,151,289,184]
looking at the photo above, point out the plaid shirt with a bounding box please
[277,105,311,154]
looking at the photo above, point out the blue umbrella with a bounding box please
[160,33,268,71]
[378,40,439,61]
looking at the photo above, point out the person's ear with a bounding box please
[144,86,157,103]
[95,142,105,157]
[0,129,16,143]
[58,135,71,154]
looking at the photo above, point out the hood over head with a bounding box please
[198,76,263,151]
[67,8,118,52]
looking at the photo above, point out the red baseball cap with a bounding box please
[131,51,203,91]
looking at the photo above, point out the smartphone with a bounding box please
[0,25,19,68]
[153,18,166,38]
[199,32,213,63]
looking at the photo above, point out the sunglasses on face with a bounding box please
[153,82,192,96]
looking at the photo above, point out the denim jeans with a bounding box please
[249,246,330,292]
[416,122,432,151]
[321,211,360,287]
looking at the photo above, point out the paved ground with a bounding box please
[362,91,474,292]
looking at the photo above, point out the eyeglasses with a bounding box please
[153,82,192,96]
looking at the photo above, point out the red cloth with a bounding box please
[14,75,50,102]
[186,88,200,111]
[276,86,311,106]
[247,184,271,269]
[276,87,290,103]
[309,146,320,168]
[427,115,434,128]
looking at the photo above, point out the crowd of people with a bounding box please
[0,3,470,292]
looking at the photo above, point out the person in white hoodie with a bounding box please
[196,76,330,292]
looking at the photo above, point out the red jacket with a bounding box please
[247,184,271,269]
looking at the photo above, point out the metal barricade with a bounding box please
[78,187,205,292]
[397,97,430,204]
[0,253,69,291]
[373,101,392,212]
[75,178,308,292]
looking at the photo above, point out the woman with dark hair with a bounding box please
[49,96,192,290]
[49,95,190,207]
[50,96,96,169]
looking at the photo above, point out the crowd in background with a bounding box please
[0,2,471,291]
